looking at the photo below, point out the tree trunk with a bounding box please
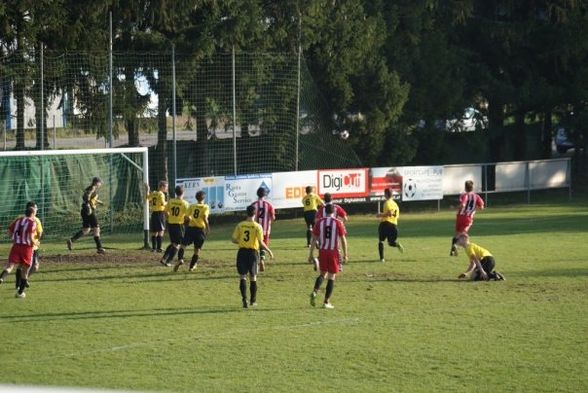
[541,110,553,159]
[513,112,526,160]
[125,66,140,146]
[487,97,505,161]
[156,89,168,182]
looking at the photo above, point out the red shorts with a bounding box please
[318,250,340,274]
[9,244,34,267]
[455,215,474,234]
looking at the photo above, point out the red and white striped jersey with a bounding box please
[316,203,347,221]
[457,192,485,217]
[9,216,37,246]
[251,199,275,236]
[312,216,347,251]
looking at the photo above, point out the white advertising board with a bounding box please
[224,174,273,211]
[272,170,318,209]
[400,166,444,201]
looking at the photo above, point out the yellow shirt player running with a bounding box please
[302,186,324,248]
[159,185,190,267]
[232,205,273,308]
[146,181,168,253]
[177,191,210,272]
[456,234,505,281]
[13,201,43,290]
[377,188,404,262]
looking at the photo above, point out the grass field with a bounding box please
[0,201,587,392]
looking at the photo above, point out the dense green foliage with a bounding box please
[0,200,587,392]
[1,1,587,171]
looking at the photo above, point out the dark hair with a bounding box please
[384,188,392,198]
[92,176,102,185]
[26,201,37,209]
[25,206,35,217]
[324,193,332,203]
[325,204,334,215]
[175,186,184,197]
[246,205,256,217]
[465,180,474,192]
[196,191,205,202]
[159,180,168,189]
[305,186,313,194]
[257,187,266,198]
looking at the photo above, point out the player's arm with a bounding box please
[458,259,476,278]
[340,235,348,263]
[204,214,210,235]
[259,238,273,259]
[477,195,485,210]
[471,256,488,280]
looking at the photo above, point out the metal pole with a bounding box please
[526,161,531,204]
[53,115,56,149]
[568,158,572,200]
[295,12,302,171]
[40,44,44,150]
[172,44,177,185]
[2,119,5,151]
[232,46,237,175]
[109,11,114,231]
[143,148,150,249]
[484,164,488,207]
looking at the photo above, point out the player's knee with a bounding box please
[93,227,101,237]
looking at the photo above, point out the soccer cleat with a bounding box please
[450,247,458,257]
[494,271,506,281]
[15,291,26,299]
[173,260,184,272]
[66,239,73,251]
[188,263,197,272]
[97,248,105,254]
[322,302,334,309]
[380,258,385,263]
[250,302,257,308]
[397,243,405,253]
[159,260,171,267]
[310,291,317,307]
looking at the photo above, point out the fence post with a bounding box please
[483,163,489,207]
[232,46,237,175]
[526,161,531,204]
[40,44,44,151]
[2,119,5,151]
[108,11,114,232]
[53,115,56,149]
[172,44,177,185]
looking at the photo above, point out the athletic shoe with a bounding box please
[15,291,26,299]
[0,278,4,284]
[66,239,73,251]
[380,258,385,263]
[450,247,458,257]
[159,260,171,267]
[310,291,317,307]
[156,249,163,253]
[173,260,184,272]
[189,263,197,272]
[495,271,506,281]
[397,243,405,253]
[250,302,257,308]
[322,302,334,309]
[242,299,248,309]
[97,248,105,254]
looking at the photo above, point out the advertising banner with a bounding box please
[400,166,443,201]
[224,174,273,211]
[176,176,226,213]
[272,170,318,209]
[317,168,369,201]
[369,167,403,200]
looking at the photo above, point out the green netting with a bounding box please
[0,152,145,240]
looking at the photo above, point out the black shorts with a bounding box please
[167,224,184,244]
[81,208,99,229]
[472,256,496,280]
[378,221,398,246]
[150,212,166,232]
[236,248,259,276]
[182,227,206,249]
[304,210,317,227]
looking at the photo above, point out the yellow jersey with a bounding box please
[465,242,492,260]
[147,191,167,212]
[302,193,323,212]
[381,199,400,225]
[232,220,264,250]
[166,198,190,225]
[186,203,210,229]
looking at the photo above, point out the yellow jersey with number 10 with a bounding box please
[166,198,190,225]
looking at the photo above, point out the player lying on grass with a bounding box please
[455,234,505,281]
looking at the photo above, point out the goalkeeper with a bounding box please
[67,177,105,254]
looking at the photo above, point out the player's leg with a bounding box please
[378,222,386,262]
[188,230,205,271]
[323,272,336,309]
[0,261,17,284]
[481,257,497,280]
[248,252,260,306]
[236,249,250,308]
[387,224,404,253]
[69,209,91,250]
[92,223,104,254]
[304,211,314,247]
[16,262,30,297]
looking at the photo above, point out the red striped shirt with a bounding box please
[316,203,347,221]
[312,217,347,251]
[251,199,275,236]
[9,216,37,246]
[458,192,485,217]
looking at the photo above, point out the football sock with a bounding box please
[71,231,84,241]
[325,279,334,302]
[94,236,103,249]
[189,254,199,269]
[151,236,156,250]
[178,248,185,260]
[156,236,163,250]
[306,230,311,246]
[250,281,257,303]
[260,249,266,260]
[239,279,247,301]
[18,276,27,294]
[15,268,22,289]
[163,244,173,259]
[378,242,384,260]
[314,275,324,292]
[166,247,178,263]
[0,269,9,282]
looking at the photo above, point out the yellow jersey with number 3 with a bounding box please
[381,199,400,225]
[232,220,263,250]
[166,198,190,225]
[186,203,209,228]
[302,193,323,212]
[147,191,166,212]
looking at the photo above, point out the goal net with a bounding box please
[0,147,149,243]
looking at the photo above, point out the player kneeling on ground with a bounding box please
[456,234,505,281]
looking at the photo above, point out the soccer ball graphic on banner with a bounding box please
[339,130,350,140]
[403,179,417,199]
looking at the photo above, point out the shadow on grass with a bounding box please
[517,267,588,278]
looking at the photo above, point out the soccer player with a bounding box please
[232,205,273,308]
[455,234,505,281]
[14,201,43,290]
[315,192,348,221]
[302,185,323,248]
[146,180,168,252]
[450,180,485,256]
[67,176,105,254]
[250,187,275,272]
[0,204,38,298]
[175,191,209,272]
[308,204,348,309]
[377,187,404,262]
[160,185,190,267]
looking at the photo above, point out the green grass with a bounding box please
[0,202,587,392]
